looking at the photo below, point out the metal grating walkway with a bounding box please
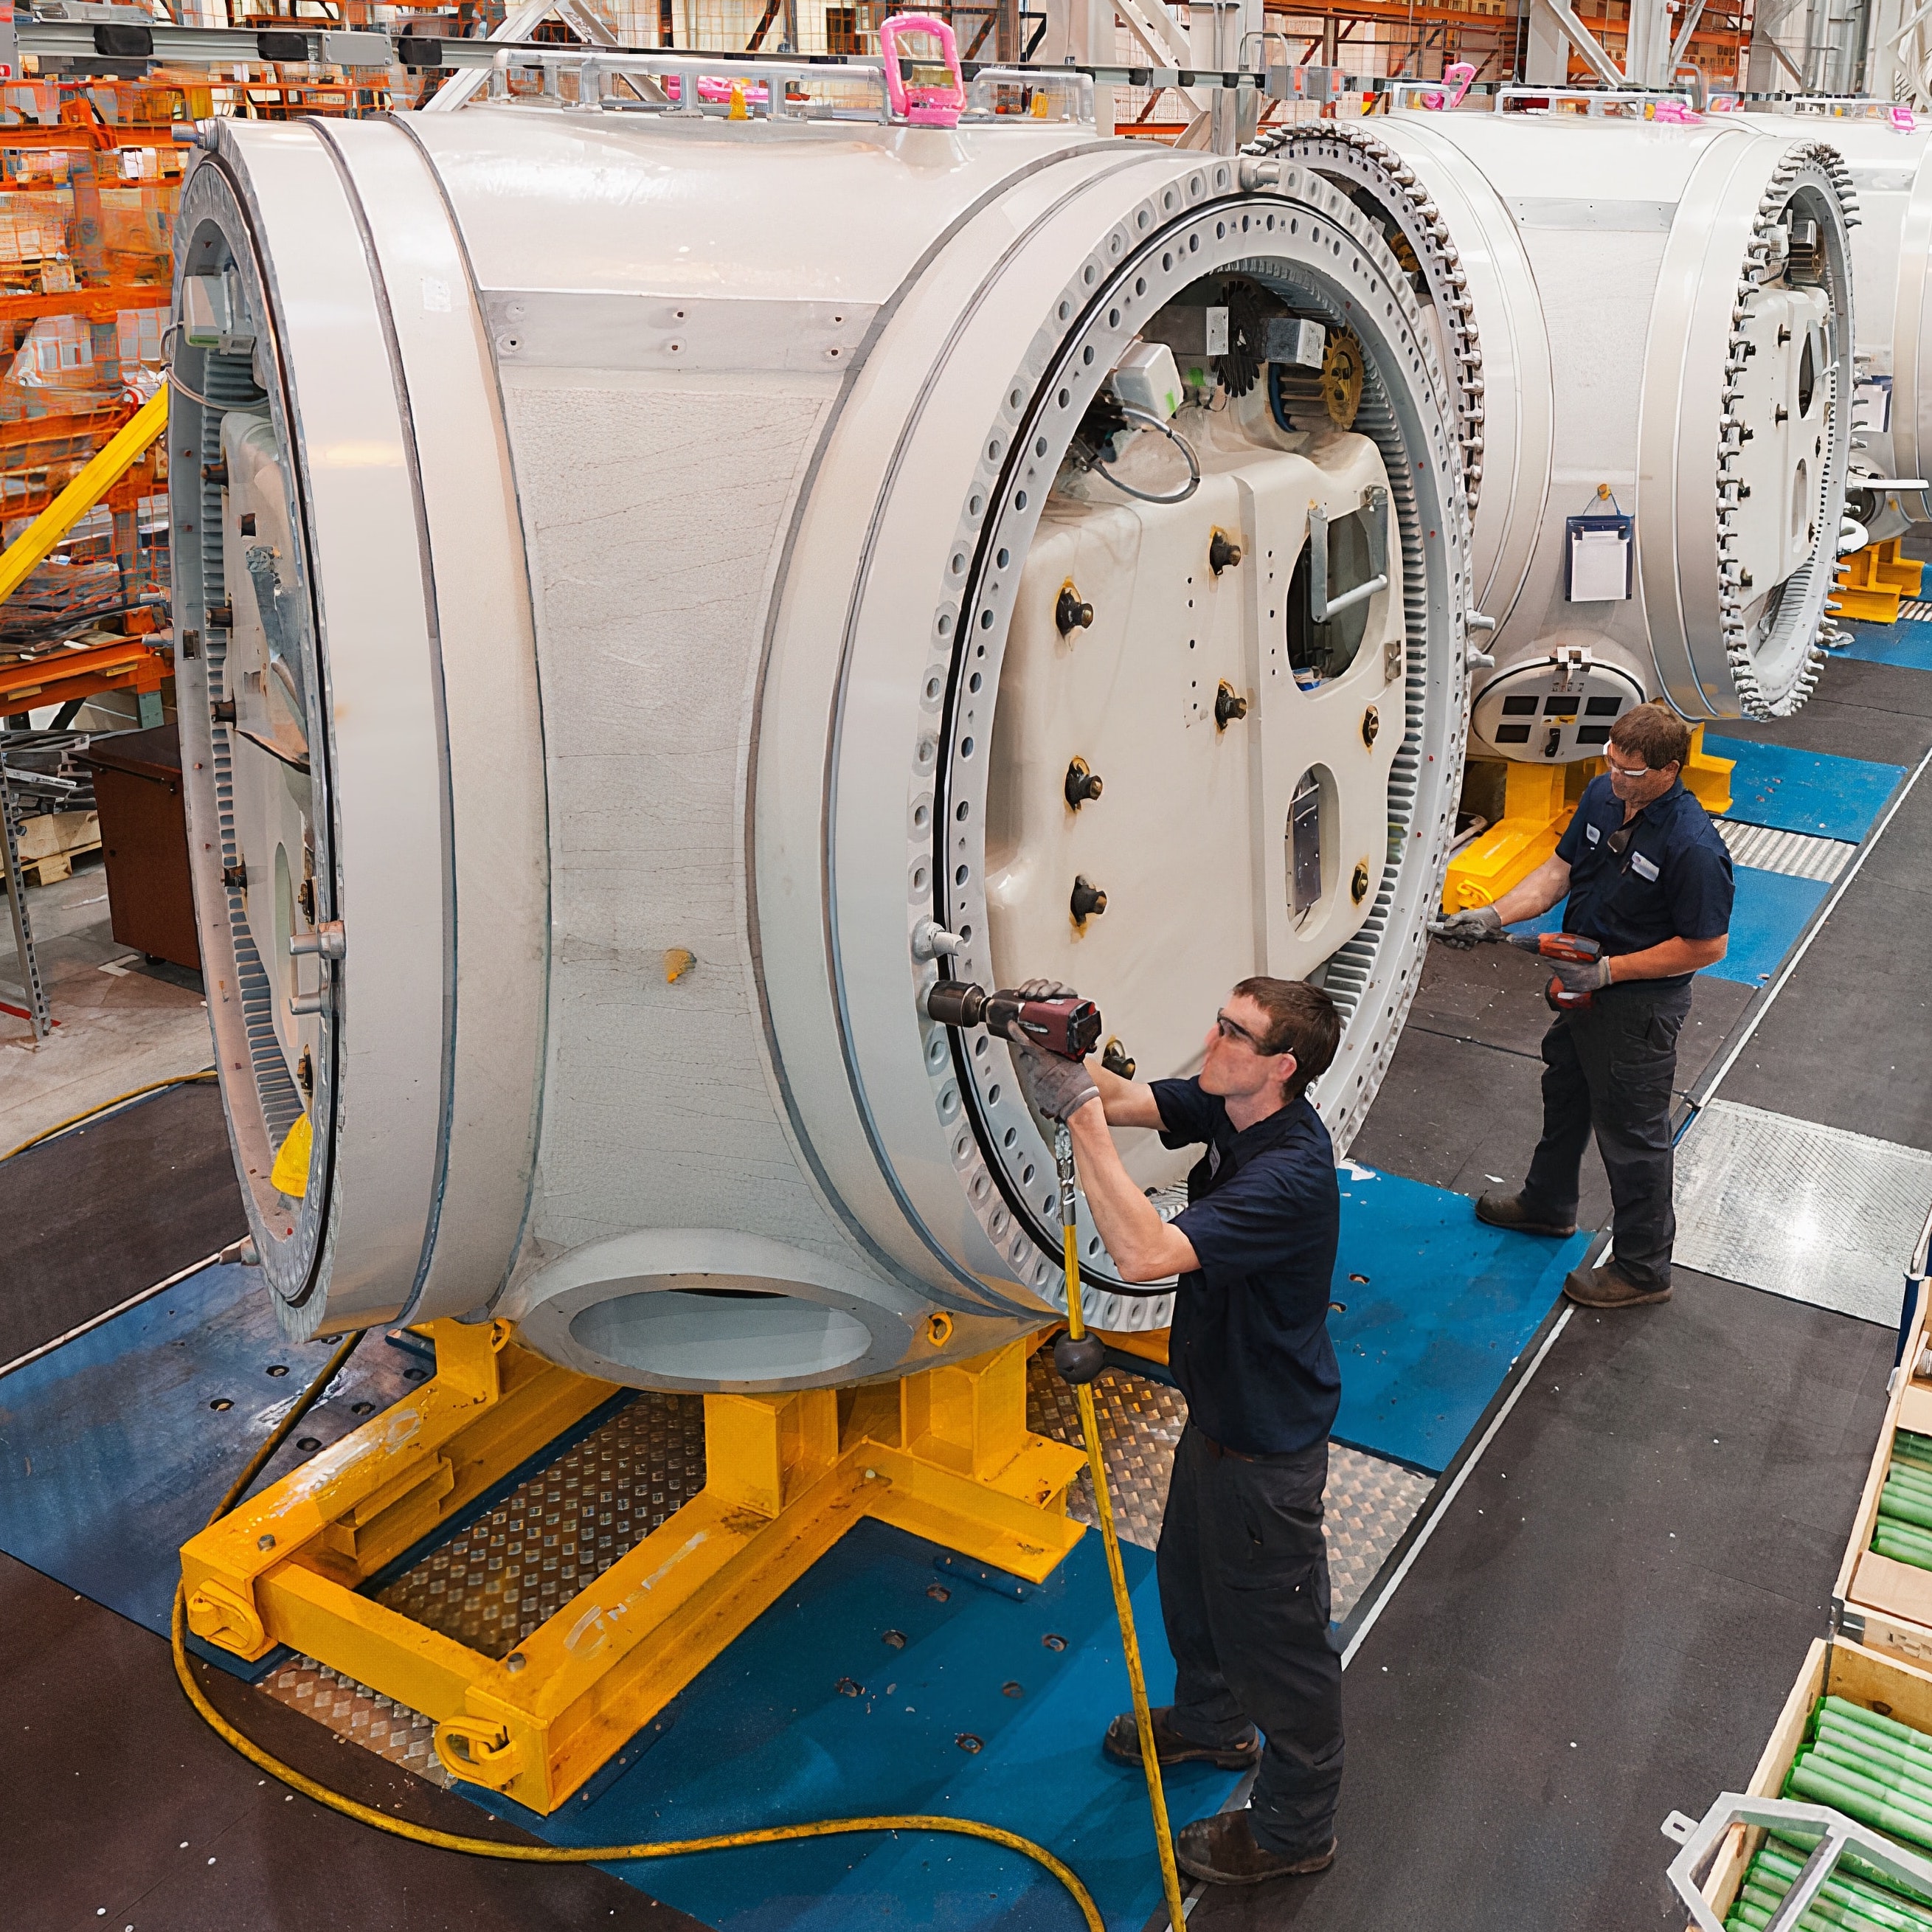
[1713,818,1855,882]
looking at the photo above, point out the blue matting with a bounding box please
[463,1520,1237,1932]
[0,1261,418,1635]
[1328,1168,1584,1474]
[1516,862,1829,989]
[1834,617,1932,674]
[1700,733,1904,843]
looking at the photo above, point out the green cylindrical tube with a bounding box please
[1874,1538,1932,1574]
[1878,1490,1932,1534]
[1796,1746,1932,1828]
[1873,1520,1932,1555]
[1767,1834,1932,1913]
[1816,1714,1932,1786]
[1746,1863,1932,1932]
[1787,1760,1932,1853]
[1885,1463,1932,1497]
[1739,1882,1928,1932]
[1824,1700,1932,1754]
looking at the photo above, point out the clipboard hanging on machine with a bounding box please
[1565,511,1634,603]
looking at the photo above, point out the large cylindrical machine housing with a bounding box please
[170,82,1478,1391]
[1255,110,1858,751]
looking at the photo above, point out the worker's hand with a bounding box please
[1011,1039,1100,1124]
[1553,954,1613,994]
[1430,905,1502,949]
[1015,977,1080,1002]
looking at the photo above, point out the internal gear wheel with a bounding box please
[1244,122,1484,513]
[1271,329,1365,430]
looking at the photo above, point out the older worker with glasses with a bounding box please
[1436,702,1735,1309]
[1008,974,1347,1888]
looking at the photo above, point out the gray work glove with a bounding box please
[1014,976,1079,1001]
[1429,904,1503,949]
[1011,1038,1099,1124]
[1553,954,1613,995]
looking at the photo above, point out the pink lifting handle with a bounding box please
[879,12,965,128]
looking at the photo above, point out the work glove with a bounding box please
[1552,954,1613,995]
[1429,905,1503,949]
[1011,1038,1100,1124]
[1014,977,1080,1002]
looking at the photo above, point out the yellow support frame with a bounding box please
[0,384,167,607]
[1835,538,1926,624]
[181,1320,1087,1815]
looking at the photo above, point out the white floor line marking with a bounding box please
[0,1244,238,1382]
[1694,738,1932,1111]
[1340,1305,1575,1670]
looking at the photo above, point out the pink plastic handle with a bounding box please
[1892,104,1919,133]
[1651,99,1703,124]
[879,12,964,127]
[1418,62,1475,111]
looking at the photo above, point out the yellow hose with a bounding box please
[3,1067,217,1162]
[1056,1140,1189,1932]
[172,1336,1104,1929]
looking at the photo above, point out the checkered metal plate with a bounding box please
[1714,819,1854,882]
[1023,1350,1433,1620]
[1675,1100,1932,1324]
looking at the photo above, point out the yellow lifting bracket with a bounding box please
[180,1318,1087,1815]
[0,382,168,607]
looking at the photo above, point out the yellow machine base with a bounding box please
[179,1320,1086,1815]
[1835,538,1925,624]
[1441,727,1734,914]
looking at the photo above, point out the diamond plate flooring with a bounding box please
[1714,817,1855,882]
[1674,1099,1932,1325]
[374,1390,705,1658]
[258,1655,451,1787]
[1022,1350,1433,1620]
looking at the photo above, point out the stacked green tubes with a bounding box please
[1726,1839,1932,1931]
[1754,1694,1932,1928]
[1872,1432,1932,1572]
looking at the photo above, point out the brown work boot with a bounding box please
[1564,1258,1671,1308]
[1475,1191,1577,1239]
[1175,1810,1337,1886]
[1103,1706,1260,1773]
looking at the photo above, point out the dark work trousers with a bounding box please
[1157,1422,1342,1857]
[1523,977,1694,1290]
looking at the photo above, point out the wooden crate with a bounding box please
[1838,1284,1932,1667]
[1694,1637,1932,1925]
[15,806,99,885]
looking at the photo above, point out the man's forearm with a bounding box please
[1490,854,1571,926]
[1065,1100,1197,1282]
[1608,935,1726,982]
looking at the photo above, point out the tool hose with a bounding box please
[171,1335,1104,1928]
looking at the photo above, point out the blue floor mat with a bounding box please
[1329,1168,1585,1475]
[1834,618,1932,673]
[462,1520,1236,1932]
[1700,733,1905,842]
[0,1261,418,1634]
[1700,865,1830,987]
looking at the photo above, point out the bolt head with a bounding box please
[257,1533,276,1551]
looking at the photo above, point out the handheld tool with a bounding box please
[924,982,1103,1059]
[1426,918,1606,1012]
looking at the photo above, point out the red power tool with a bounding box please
[925,982,1103,1059]
[1503,931,1605,1013]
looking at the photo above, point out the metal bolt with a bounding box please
[506,1652,527,1672]
[258,1533,276,1551]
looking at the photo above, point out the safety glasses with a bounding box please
[1213,1010,1265,1050]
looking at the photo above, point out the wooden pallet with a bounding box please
[15,806,99,886]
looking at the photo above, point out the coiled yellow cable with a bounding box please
[171,1332,1104,1929]
[4,1067,217,1162]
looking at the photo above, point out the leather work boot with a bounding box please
[1102,1706,1261,1773]
[1175,1810,1337,1886]
[1564,1258,1671,1308]
[1475,1191,1577,1239]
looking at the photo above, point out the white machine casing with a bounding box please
[168,90,1478,1392]
[1253,110,1858,755]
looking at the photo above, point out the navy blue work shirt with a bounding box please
[1553,772,1734,977]
[1149,1076,1341,1458]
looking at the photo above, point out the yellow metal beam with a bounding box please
[0,383,168,609]
[182,1323,1087,1814]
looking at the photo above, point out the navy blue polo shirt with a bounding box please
[1553,772,1734,977]
[1149,1076,1341,1458]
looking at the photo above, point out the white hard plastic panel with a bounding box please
[227,122,451,1321]
[1377,114,1555,629]
[1731,284,1832,595]
[1892,141,1932,519]
[316,118,551,1323]
[756,144,1171,1309]
[401,108,1102,312]
[1402,111,1725,213]
[222,413,322,1142]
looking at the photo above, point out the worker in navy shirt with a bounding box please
[1437,703,1734,1308]
[1011,975,1346,1889]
